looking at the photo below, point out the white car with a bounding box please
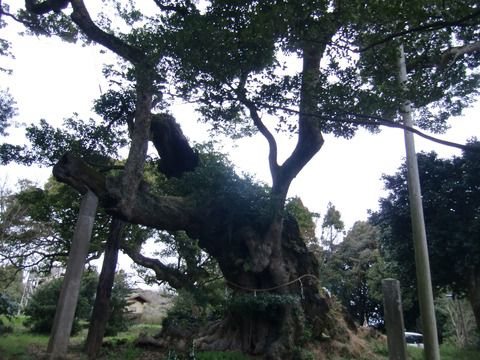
[405,331,424,348]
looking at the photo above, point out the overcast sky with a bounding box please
[1,13,479,234]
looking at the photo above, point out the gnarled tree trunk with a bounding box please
[53,153,343,359]
[192,216,332,358]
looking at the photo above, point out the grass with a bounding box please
[407,343,480,360]
[365,335,480,360]
[0,316,91,359]
[0,332,48,359]
[1,316,480,360]
[0,316,48,359]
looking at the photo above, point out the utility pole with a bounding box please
[397,44,440,360]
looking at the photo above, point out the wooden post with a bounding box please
[397,44,440,360]
[382,279,408,360]
[47,190,98,359]
[85,217,125,358]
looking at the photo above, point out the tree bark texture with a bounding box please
[85,217,125,358]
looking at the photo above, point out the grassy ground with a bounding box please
[1,316,479,359]
[367,341,480,360]
[407,343,480,360]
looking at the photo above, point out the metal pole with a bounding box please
[397,44,440,360]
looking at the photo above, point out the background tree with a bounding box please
[0,89,16,137]
[0,178,110,273]
[0,1,16,137]
[321,221,386,326]
[370,143,480,332]
[320,202,345,253]
[436,294,478,348]
[1,0,479,357]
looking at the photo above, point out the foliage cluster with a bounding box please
[24,273,94,334]
[158,145,273,231]
[0,89,16,137]
[0,293,17,334]
[0,266,23,306]
[226,293,300,316]
[162,288,224,334]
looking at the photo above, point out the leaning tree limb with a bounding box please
[360,8,480,52]
[52,152,202,235]
[122,246,200,291]
[150,114,199,178]
[68,0,145,64]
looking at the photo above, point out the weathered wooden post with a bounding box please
[47,190,98,359]
[382,278,408,360]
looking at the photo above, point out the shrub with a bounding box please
[23,275,95,334]
[23,270,132,336]
[0,292,18,335]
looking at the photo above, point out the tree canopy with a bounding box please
[0,0,479,357]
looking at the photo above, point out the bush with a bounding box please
[23,270,132,336]
[0,292,18,335]
[23,274,96,334]
[24,277,64,333]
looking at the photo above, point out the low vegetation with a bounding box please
[1,314,479,360]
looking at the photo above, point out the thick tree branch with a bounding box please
[52,152,202,234]
[246,101,477,152]
[24,1,146,63]
[236,91,280,181]
[341,111,477,151]
[150,114,199,178]
[360,9,480,52]
[274,44,325,197]
[120,69,154,216]
[122,246,193,290]
[440,41,480,67]
[25,0,69,14]
[68,0,145,64]
[52,152,107,196]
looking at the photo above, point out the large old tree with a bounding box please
[2,0,480,357]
